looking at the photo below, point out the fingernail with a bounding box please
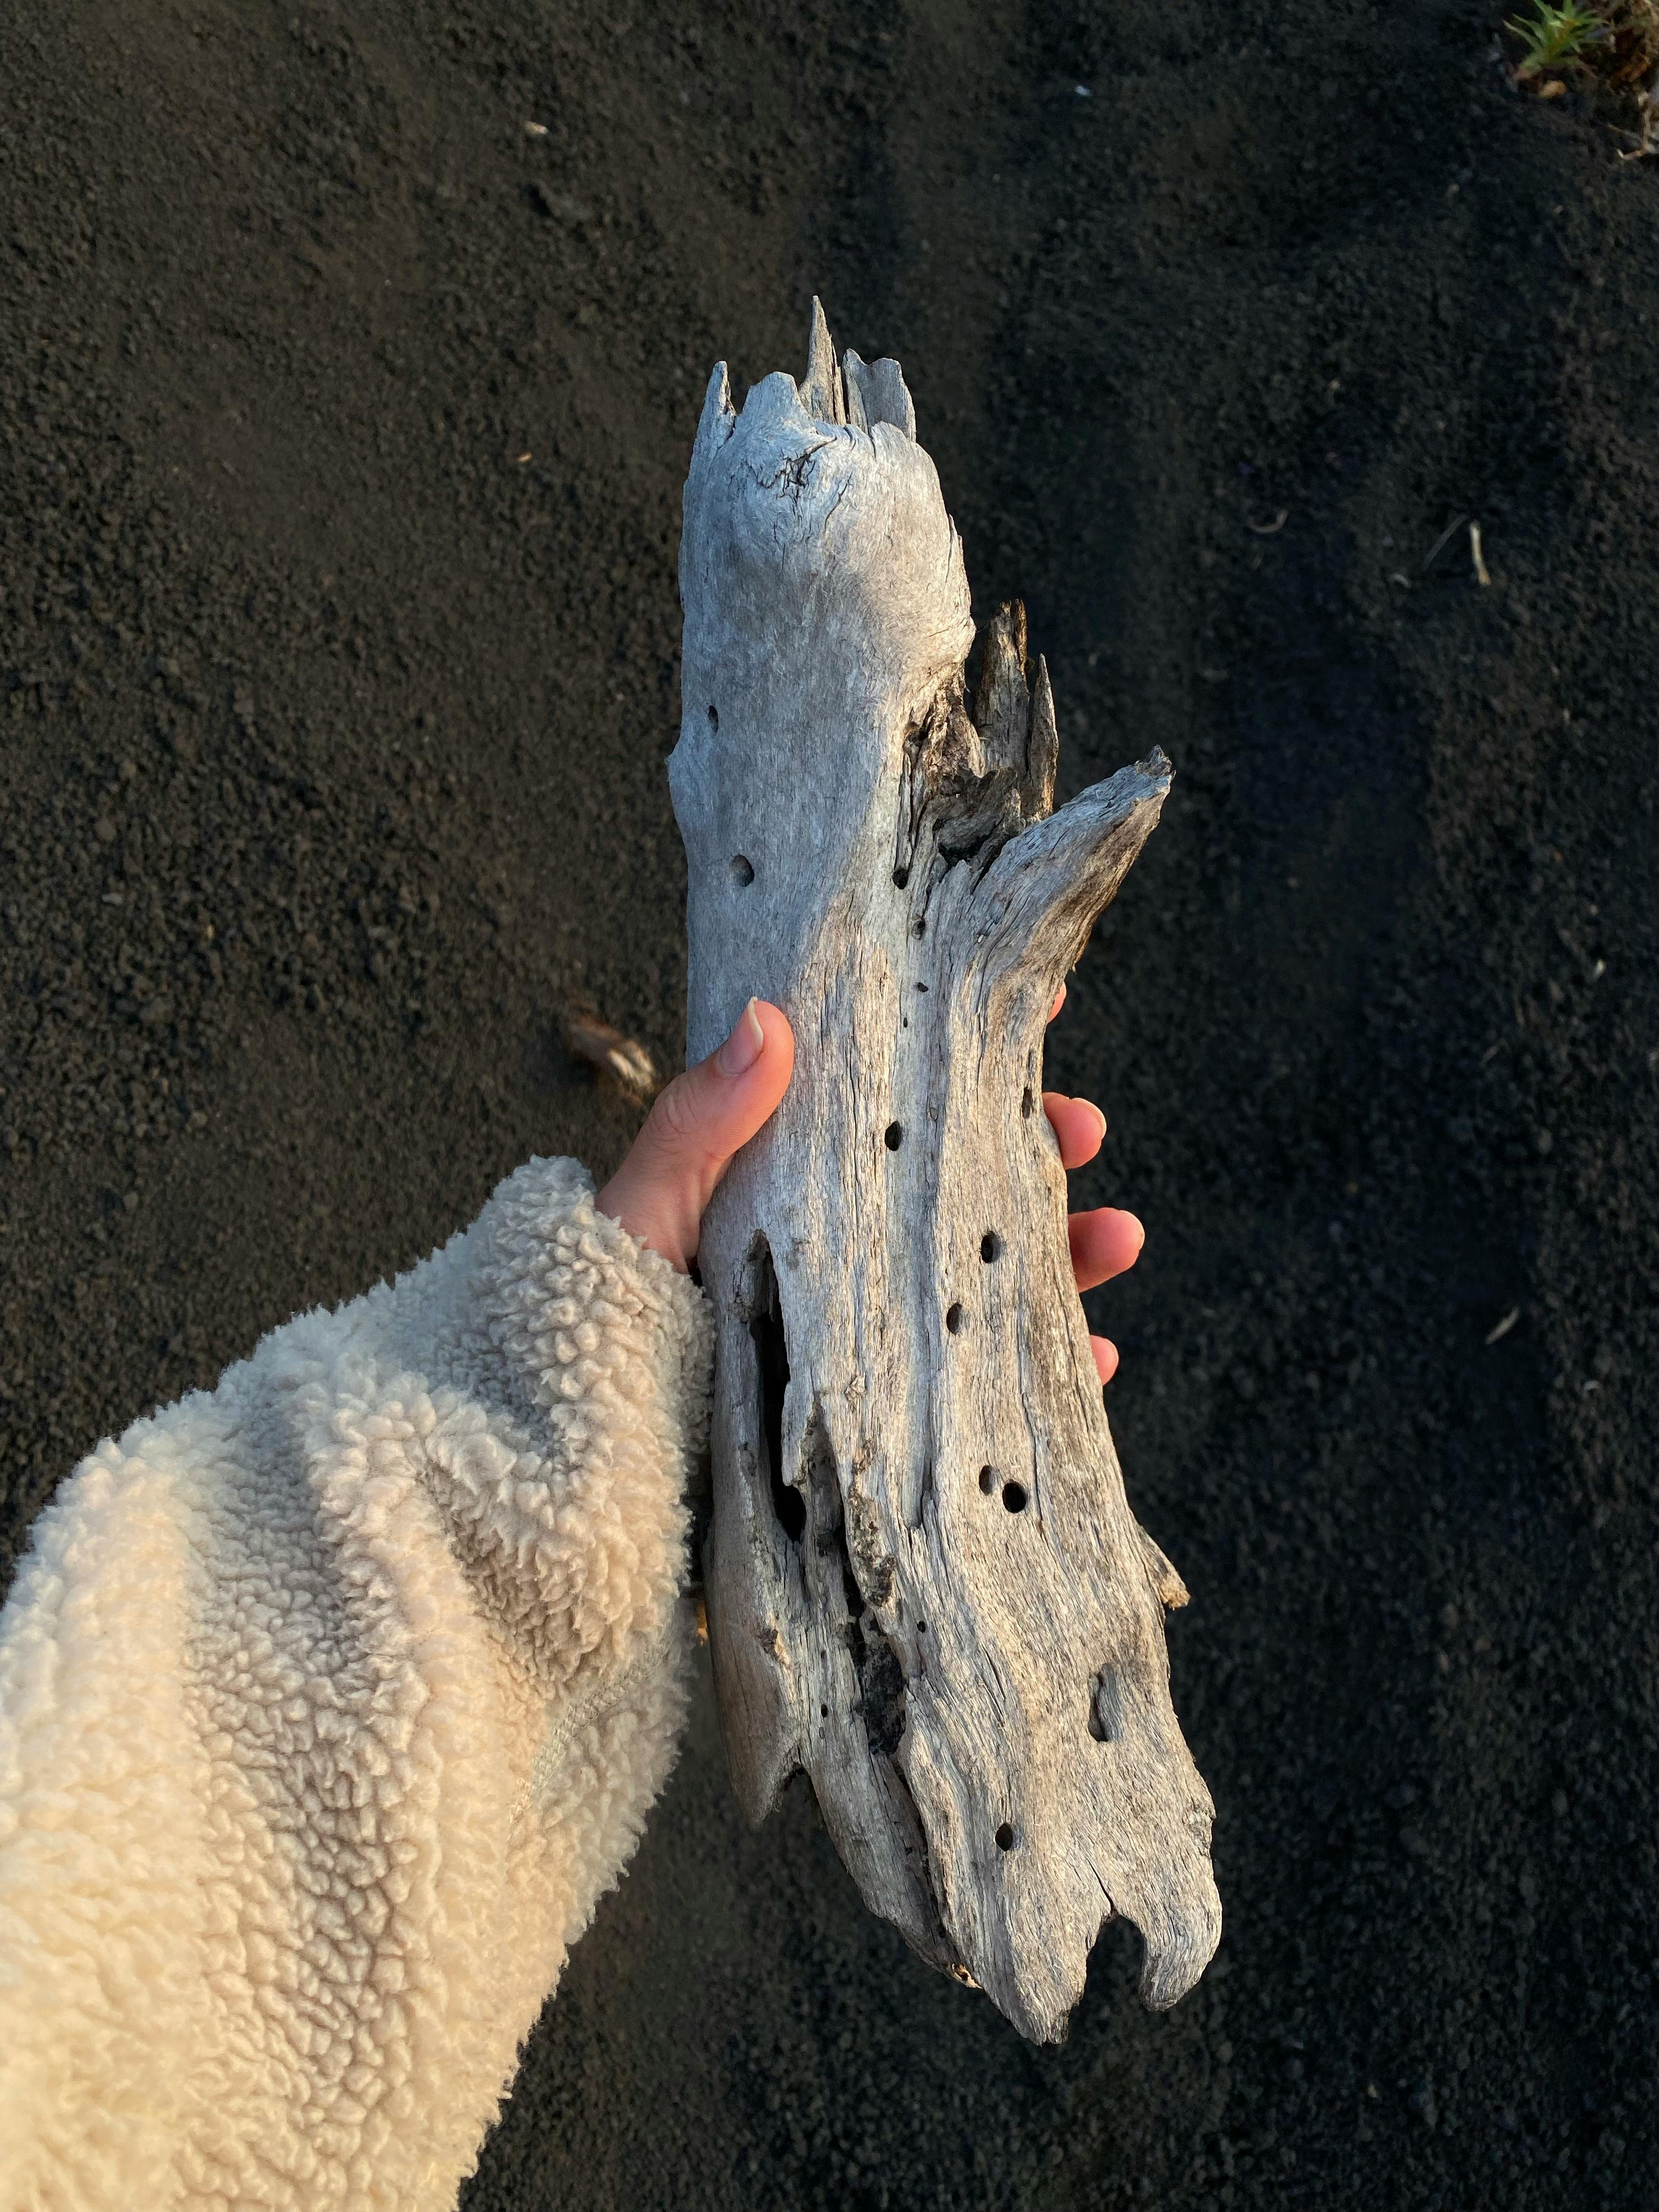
[1087,1102,1108,1139]
[715,997,765,1077]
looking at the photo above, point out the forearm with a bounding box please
[0,1155,711,2212]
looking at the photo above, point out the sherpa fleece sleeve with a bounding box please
[0,1155,712,2212]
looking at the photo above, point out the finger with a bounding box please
[1068,1207,1144,1294]
[647,998,794,1174]
[1048,983,1066,1022]
[595,999,795,1270]
[1042,1092,1107,1171]
[1090,1335,1120,1386]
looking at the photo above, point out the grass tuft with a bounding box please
[1504,0,1659,151]
[1505,0,1607,75]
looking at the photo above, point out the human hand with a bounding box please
[595,988,1142,1383]
[595,998,795,1274]
[1041,984,1143,1385]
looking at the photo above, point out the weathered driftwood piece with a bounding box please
[670,304,1219,2043]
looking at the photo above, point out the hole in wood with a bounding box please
[821,1702,829,1718]
[747,1239,804,1542]
[979,1465,997,1494]
[1088,1666,1126,1743]
[995,1822,1015,1852]
[911,916,926,938]
[1002,1480,1028,1514]
[892,864,909,889]
[1021,1086,1034,1118]
[980,1231,1003,1263]
[730,854,755,885]
[884,1121,903,1150]
[945,1302,965,1334]
[707,702,719,729]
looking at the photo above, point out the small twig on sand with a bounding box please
[562,1011,661,1105]
[1421,514,1470,574]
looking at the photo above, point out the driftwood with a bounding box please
[670,304,1219,2043]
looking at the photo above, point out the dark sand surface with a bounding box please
[4,3,1658,2205]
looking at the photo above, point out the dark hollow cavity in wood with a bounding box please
[747,1239,804,1543]
[1088,1667,1126,1745]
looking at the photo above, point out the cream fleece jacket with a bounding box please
[0,1156,713,2212]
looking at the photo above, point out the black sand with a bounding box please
[3,4,1657,2205]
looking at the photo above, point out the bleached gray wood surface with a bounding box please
[670,305,1219,2042]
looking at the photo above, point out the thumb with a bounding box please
[594,998,794,1272]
